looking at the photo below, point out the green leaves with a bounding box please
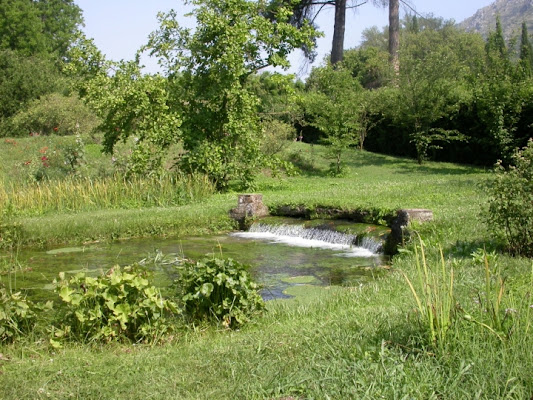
[145,0,318,190]
[483,139,533,256]
[0,288,38,343]
[54,265,179,343]
[173,257,264,328]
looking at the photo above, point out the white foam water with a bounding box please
[231,223,382,258]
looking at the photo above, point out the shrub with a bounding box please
[10,93,100,137]
[173,258,264,328]
[261,119,295,156]
[483,139,533,256]
[54,265,179,344]
[0,287,38,343]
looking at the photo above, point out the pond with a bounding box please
[2,219,390,301]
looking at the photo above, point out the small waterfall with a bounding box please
[359,236,383,254]
[231,223,383,257]
[249,223,356,246]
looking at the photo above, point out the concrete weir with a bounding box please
[229,194,433,254]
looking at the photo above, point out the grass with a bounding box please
[1,138,532,399]
[0,173,215,217]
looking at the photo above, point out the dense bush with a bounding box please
[261,118,296,156]
[173,258,264,328]
[10,93,100,137]
[54,265,179,344]
[483,139,533,256]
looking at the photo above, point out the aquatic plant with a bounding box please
[173,257,264,328]
[53,265,179,344]
[0,287,38,343]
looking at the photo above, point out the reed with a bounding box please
[0,173,215,217]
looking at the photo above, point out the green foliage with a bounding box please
[260,118,296,156]
[10,93,100,137]
[61,134,86,175]
[483,139,533,256]
[0,0,82,58]
[485,16,509,71]
[0,50,66,134]
[304,67,364,175]
[400,238,456,351]
[54,265,179,344]
[519,22,533,77]
[0,1,82,137]
[0,221,23,249]
[392,28,470,164]
[145,0,317,190]
[78,59,181,177]
[173,257,264,328]
[0,287,38,343]
[340,47,391,89]
[34,0,84,58]
[0,0,48,56]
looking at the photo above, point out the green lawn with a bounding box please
[1,139,531,399]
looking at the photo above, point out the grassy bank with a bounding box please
[1,140,532,399]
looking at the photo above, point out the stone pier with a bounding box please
[229,194,269,229]
[384,208,433,254]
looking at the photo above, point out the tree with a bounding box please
[78,58,181,176]
[0,0,47,56]
[0,0,82,58]
[144,0,317,190]
[485,15,509,71]
[519,22,533,77]
[35,0,84,58]
[304,66,367,174]
[331,0,348,64]
[340,47,391,88]
[0,50,66,136]
[390,28,468,163]
[388,0,400,73]
[271,0,397,65]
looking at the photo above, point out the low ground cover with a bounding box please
[0,138,531,399]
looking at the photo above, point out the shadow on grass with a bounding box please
[444,238,502,260]
[287,150,327,177]
[347,150,483,176]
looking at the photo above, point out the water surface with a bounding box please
[6,221,388,300]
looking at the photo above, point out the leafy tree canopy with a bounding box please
[142,0,317,189]
[0,0,83,58]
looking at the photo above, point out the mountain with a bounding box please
[459,0,533,39]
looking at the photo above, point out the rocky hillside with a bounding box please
[459,0,533,39]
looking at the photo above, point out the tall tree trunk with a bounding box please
[388,0,400,74]
[331,0,347,65]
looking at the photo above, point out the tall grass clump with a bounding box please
[463,251,533,342]
[0,173,215,217]
[400,237,456,352]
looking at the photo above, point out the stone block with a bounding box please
[229,194,269,228]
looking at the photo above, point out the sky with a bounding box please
[75,0,495,77]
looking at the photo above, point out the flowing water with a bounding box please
[3,219,389,300]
